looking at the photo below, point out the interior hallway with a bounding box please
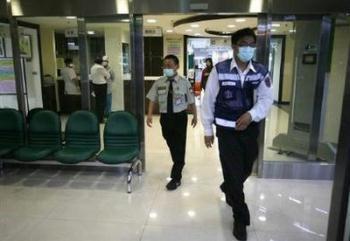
[0,107,332,241]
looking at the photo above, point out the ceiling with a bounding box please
[19,15,295,37]
[19,17,129,35]
[143,14,295,37]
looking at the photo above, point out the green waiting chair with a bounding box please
[14,110,61,161]
[0,108,25,157]
[97,111,142,193]
[54,111,100,164]
[26,108,44,123]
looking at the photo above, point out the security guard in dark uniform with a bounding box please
[147,54,197,191]
[201,28,273,240]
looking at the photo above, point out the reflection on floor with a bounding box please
[0,110,332,241]
[264,105,306,162]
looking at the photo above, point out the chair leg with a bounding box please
[127,165,133,193]
[137,160,143,176]
[126,159,142,193]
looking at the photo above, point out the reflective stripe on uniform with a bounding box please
[218,73,240,81]
[215,118,236,128]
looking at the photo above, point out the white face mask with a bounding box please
[69,63,74,68]
[237,46,256,63]
[163,68,175,77]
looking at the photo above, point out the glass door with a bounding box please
[263,15,337,166]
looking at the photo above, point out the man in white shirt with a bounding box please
[61,58,80,95]
[201,28,273,241]
[90,57,110,123]
[102,56,115,117]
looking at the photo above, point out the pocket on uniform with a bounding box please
[158,94,167,103]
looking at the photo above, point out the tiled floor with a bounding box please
[0,109,333,241]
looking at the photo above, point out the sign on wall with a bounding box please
[165,37,182,56]
[143,27,162,37]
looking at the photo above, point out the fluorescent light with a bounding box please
[272,23,281,27]
[147,19,157,23]
[187,210,196,218]
[121,19,130,22]
[66,16,77,20]
[186,29,193,32]
[116,0,129,14]
[249,0,263,12]
[191,24,200,28]
[289,29,296,33]
[235,18,246,22]
[227,24,236,28]
[194,33,201,36]
[182,192,190,197]
[6,0,11,3]
[149,212,158,219]
[87,31,95,35]
[166,29,174,33]
[271,29,277,32]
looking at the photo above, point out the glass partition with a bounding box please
[263,15,349,165]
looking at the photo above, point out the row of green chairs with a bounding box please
[0,109,142,193]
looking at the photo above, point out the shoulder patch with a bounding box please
[264,75,272,88]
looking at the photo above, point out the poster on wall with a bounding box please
[0,37,5,58]
[0,58,16,94]
[165,37,182,57]
[20,35,32,59]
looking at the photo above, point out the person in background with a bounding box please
[201,28,273,241]
[146,54,198,191]
[102,56,115,117]
[61,58,80,95]
[201,58,213,91]
[90,57,110,123]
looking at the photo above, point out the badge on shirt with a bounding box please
[175,94,184,106]
[158,86,167,91]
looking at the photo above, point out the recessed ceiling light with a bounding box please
[166,29,174,33]
[186,29,193,32]
[66,16,77,20]
[227,24,236,28]
[190,24,200,28]
[272,23,280,27]
[235,18,246,22]
[87,31,95,35]
[147,19,157,23]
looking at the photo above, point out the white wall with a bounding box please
[270,38,283,102]
[281,34,295,103]
[322,26,350,144]
[105,27,126,111]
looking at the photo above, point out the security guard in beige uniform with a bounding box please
[147,54,198,191]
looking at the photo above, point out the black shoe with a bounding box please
[166,179,181,191]
[233,222,247,241]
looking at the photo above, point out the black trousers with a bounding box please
[160,111,188,182]
[217,124,259,225]
[93,83,107,123]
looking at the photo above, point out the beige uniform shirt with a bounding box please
[146,75,195,113]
